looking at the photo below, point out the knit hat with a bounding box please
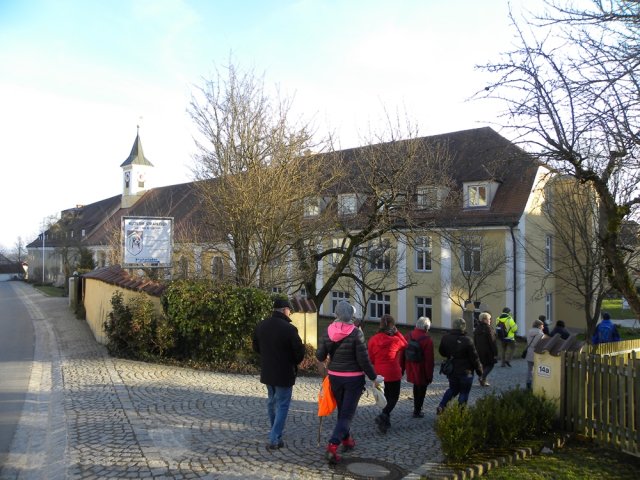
[453,318,466,331]
[334,301,355,322]
[502,307,511,314]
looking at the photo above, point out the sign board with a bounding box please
[537,364,551,378]
[122,216,173,268]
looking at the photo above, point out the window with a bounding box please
[271,287,282,294]
[378,190,406,211]
[416,296,432,320]
[467,184,488,208]
[369,293,391,319]
[331,291,350,313]
[545,235,553,272]
[545,293,553,322]
[331,238,345,265]
[338,194,357,215]
[415,236,432,271]
[81,229,86,237]
[462,244,481,272]
[369,240,391,270]
[211,256,224,280]
[304,197,321,217]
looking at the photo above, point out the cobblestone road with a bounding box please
[0,283,528,480]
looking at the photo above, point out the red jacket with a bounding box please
[402,328,435,386]
[368,329,408,382]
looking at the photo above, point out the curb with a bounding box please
[419,434,571,479]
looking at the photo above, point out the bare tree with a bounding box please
[293,117,456,310]
[189,62,330,288]
[480,0,640,319]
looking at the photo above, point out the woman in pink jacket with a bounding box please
[368,314,408,433]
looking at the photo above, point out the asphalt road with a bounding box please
[0,282,35,468]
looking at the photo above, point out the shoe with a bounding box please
[412,411,424,418]
[341,435,356,451]
[506,362,512,367]
[374,414,390,434]
[326,442,341,464]
[500,363,506,367]
[436,406,444,415]
[266,440,284,451]
[482,380,490,387]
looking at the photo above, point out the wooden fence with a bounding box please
[561,344,640,457]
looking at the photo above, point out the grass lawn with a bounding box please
[480,437,640,479]
[602,298,638,320]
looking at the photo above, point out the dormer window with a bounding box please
[338,194,358,215]
[417,186,448,210]
[463,181,498,209]
[304,197,321,217]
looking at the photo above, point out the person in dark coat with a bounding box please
[549,320,570,340]
[252,298,306,450]
[473,312,498,387]
[316,301,380,464]
[402,316,435,418]
[437,318,483,414]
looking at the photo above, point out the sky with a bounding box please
[0,0,548,251]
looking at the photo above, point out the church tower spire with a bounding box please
[121,126,154,208]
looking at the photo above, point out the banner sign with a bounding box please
[122,216,173,267]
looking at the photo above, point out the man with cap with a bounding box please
[436,318,482,414]
[252,297,306,450]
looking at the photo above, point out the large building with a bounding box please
[27,127,587,335]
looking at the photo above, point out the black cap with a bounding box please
[273,298,292,310]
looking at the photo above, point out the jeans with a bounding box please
[266,385,293,445]
[328,375,366,445]
[438,372,474,408]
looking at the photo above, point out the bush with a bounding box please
[435,403,476,462]
[161,280,272,364]
[436,387,557,461]
[104,291,174,360]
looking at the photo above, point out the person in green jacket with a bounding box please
[496,307,517,367]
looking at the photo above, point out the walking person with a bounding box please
[592,312,621,345]
[403,316,435,418]
[473,312,498,386]
[496,307,518,367]
[368,314,408,433]
[316,301,381,464]
[437,318,483,414]
[549,320,570,340]
[525,318,546,389]
[252,297,306,450]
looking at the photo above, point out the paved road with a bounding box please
[0,282,528,480]
[0,283,35,468]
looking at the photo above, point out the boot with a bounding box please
[526,382,532,390]
[341,435,356,451]
[326,442,341,464]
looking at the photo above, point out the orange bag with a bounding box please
[318,375,337,416]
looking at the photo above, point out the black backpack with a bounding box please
[405,336,426,362]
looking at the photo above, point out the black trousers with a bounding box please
[412,384,428,413]
[382,380,401,416]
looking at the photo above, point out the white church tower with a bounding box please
[121,126,154,208]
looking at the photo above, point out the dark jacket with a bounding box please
[403,328,435,386]
[473,322,498,367]
[439,330,482,377]
[549,325,570,340]
[252,310,305,387]
[316,321,377,380]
